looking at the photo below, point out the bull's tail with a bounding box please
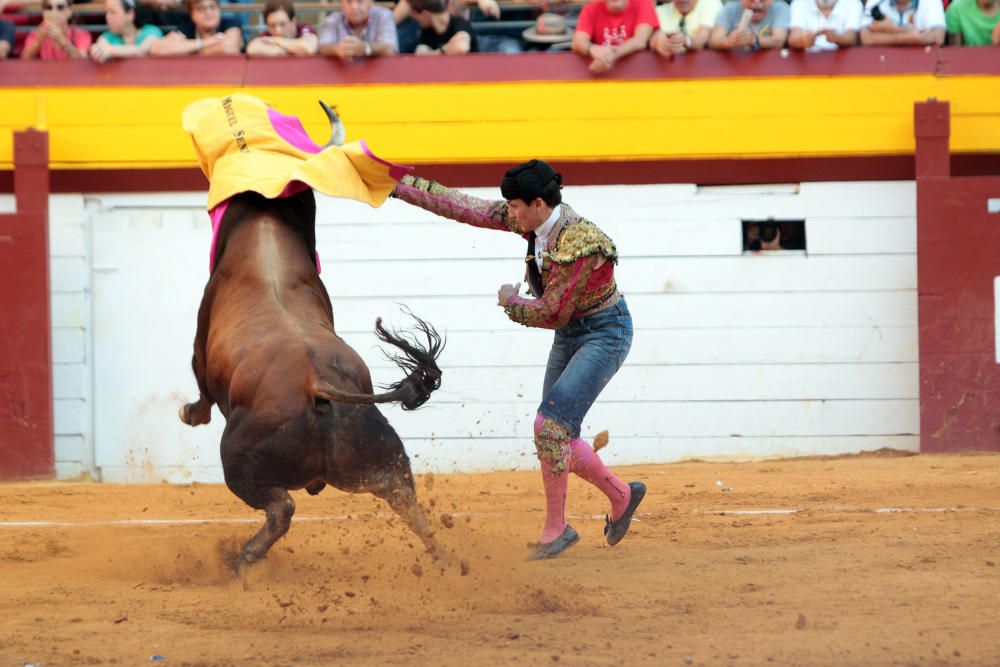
[312,310,444,411]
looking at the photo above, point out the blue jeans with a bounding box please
[539,299,633,438]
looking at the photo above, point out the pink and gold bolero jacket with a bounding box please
[394,175,620,330]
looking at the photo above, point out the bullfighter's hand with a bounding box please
[498,282,521,305]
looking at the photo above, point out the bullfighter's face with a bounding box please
[265,9,295,38]
[507,197,552,233]
[741,0,771,23]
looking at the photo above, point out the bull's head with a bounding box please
[319,101,346,148]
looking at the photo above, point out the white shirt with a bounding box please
[861,0,946,30]
[790,0,863,50]
[533,206,561,272]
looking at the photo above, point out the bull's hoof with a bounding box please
[234,553,261,577]
[179,402,211,426]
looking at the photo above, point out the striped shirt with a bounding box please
[318,5,398,50]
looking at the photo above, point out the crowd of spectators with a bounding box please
[1,0,997,61]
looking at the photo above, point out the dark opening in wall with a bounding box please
[742,219,806,252]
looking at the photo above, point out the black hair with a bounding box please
[500,158,563,206]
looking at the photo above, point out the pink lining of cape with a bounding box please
[207,108,324,273]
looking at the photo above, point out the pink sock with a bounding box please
[570,438,632,520]
[539,458,569,543]
[534,413,570,543]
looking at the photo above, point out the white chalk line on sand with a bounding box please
[0,506,997,528]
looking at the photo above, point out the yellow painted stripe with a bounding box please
[1,75,998,169]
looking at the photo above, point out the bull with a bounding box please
[178,102,452,574]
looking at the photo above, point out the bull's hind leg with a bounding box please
[372,478,450,562]
[235,487,296,575]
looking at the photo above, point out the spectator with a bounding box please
[408,0,477,54]
[134,0,188,39]
[571,0,658,73]
[247,0,317,56]
[150,0,243,55]
[318,0,397,59]
[393,0,420,52]
[860,0,945,45]
[0,17,13,58]
[945,0,999,45]
[20,0,91,59]
[90,0,163,61]
[393,0,499,53]
[995,12,1000,41]
[788,0,861,50]
[650,0,722,56]
[708,0,790,51]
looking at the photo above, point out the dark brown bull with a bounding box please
[178,185,451,574]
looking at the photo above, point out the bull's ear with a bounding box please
[319,101,346,148]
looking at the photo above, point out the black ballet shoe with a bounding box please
[527,525,580,561]
[604,481,646,546]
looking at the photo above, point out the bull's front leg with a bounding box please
[179,362,213,426]
[180,291,216,426]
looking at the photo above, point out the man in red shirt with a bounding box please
[572,0,658,72]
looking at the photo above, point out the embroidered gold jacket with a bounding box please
[394,175,619,330]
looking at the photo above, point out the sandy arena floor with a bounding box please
[1,450,998,666]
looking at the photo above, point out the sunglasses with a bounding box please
[43,3,70,8]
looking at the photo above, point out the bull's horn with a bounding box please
[319,101,346,148]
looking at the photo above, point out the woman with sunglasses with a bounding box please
[20,0,92,59]
[90,0,163,61]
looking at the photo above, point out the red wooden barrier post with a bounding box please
[915,100,1000,453]
[0,130,54,479]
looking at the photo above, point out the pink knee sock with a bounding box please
[534,413,570,543]
[539,458,569,543]
[570,438,632,520]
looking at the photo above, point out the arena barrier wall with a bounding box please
[1,50,997,480]
[0,179,921,482]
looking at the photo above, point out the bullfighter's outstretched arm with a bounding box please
[392,174,525,235]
